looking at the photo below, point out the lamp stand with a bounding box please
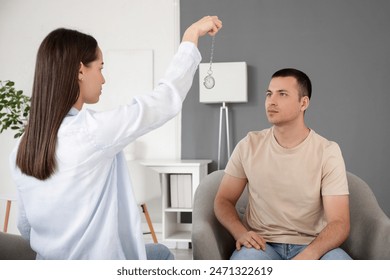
[218,102,231,170]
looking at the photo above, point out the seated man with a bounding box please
[214,68,352,260]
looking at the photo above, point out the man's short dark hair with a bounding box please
[272,68,312,100]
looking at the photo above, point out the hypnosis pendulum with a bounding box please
[203,35,216,89]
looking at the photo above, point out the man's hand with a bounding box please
[236,230,266,251]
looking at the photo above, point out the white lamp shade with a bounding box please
[199,62,248,103]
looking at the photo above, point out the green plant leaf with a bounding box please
[0,80,30,138]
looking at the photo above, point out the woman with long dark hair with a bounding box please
[10,16,222,259]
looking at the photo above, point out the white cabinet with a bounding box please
[140,160,211,242]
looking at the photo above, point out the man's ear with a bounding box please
[301,96,310,112]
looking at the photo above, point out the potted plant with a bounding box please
[0,80,30,138]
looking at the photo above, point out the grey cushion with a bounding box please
[192,170,390,260]
[0,231,36,260]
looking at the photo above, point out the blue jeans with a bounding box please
[230,243,352,260]
[145,243,174,260]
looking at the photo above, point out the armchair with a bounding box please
[192,170,390,260]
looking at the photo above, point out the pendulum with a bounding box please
[203,35,216,89]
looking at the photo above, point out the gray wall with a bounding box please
[180,0,390,217]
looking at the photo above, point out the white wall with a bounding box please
[0,0,181,233]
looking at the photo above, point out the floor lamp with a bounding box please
[199,62,248,169]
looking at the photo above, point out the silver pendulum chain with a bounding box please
[208,35,215,76]
[203,35,216,89]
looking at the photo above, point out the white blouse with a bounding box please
[9,41,201,259]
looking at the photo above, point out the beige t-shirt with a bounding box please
[225,127,348,245]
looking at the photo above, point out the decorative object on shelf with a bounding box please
[199,62,248,169]
[0,80,30,138]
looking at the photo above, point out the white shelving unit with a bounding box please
[140,160,211,242]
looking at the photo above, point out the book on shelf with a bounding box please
[169,174,179,208]
[180,174,192,208]
[169,174,192,208]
